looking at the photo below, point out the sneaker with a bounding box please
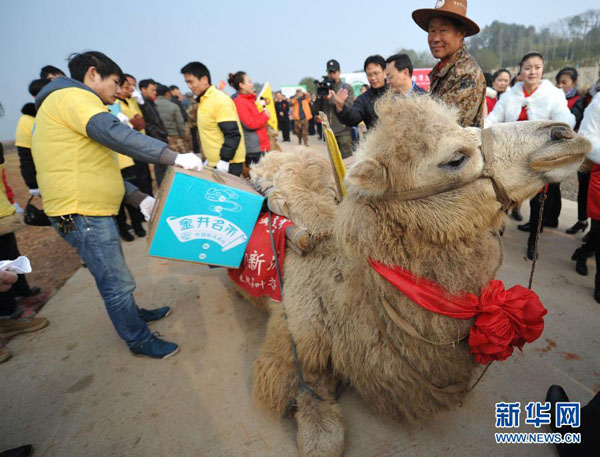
[0,317,49,340]
[138,306,172,324]
[130,333,179,359]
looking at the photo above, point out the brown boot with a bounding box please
[0,317,49,340]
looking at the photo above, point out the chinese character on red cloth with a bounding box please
[228,213,293,301]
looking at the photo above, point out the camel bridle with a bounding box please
[388,128,514,212]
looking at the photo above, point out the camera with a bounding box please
[315,76,335,97]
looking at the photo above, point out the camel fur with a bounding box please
[241,94,591,457]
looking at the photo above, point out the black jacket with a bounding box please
[334,85,388,130]
[275,100,289,118]
[140,98,169,141]
[569,95,586,131]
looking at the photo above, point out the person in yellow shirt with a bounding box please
[180,61,246,176]
[32,51,204,359]
[14,78,50,193]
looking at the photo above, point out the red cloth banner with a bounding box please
[369,259,547,364]
[228,213,293,302]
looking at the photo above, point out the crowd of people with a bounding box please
[1,0,600,455]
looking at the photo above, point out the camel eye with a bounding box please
[440,155,467,170]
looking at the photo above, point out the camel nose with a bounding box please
[551,126,575,141]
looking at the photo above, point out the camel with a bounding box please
[238,94,591,457]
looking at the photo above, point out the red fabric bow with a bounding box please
[369,259,547,365]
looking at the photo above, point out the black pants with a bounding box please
[154,164,168,188]
[278,117,290,141]
[567,390,600,455]
[544,183,562,226]
[0,232,33,317]
[528,184,561,242]
[577,171,590,222]
[116,166,145,233]
[116,203,145,233]
[133,160,153,196]
[308,118,316,136]
[576,220,600,290]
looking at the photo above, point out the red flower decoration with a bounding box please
[469,281,546,364]
[369,260,547,365]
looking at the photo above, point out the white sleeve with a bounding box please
[550,89,576,128]
[579,97,600,164]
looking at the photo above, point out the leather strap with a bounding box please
[388,128,514,212]
[370,300,468,394]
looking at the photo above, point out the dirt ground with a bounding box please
[2,143,81,292]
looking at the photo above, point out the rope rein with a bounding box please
[267,211,323,419]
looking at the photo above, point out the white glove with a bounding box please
[174,153,203,171]
[139,196,156,221]
[216,160,230,173]
[13,202,24,215]
[116,112,130,124]
[28,188,41,196]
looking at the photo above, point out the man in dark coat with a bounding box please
[274,92,290,142]
[139,79,169,185]
[332,55,388,131]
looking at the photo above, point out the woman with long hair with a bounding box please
[228,71,270,166]
[486,52,575,260]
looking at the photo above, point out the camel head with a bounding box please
[342,94,591,245]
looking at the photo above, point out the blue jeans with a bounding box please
[50,215,151,347]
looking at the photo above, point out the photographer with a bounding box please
[332,55,388,131]
[314,59,355,158]
[291,89,312,146]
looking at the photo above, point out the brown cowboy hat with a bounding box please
[412,0,480,37]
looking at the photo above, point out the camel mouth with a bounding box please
[529,150,586,172]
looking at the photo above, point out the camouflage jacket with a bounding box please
[429,45,486,128]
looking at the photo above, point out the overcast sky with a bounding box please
[1,0,598,140]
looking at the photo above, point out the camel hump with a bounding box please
[250,151,339,239]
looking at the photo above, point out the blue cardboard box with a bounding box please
[148,167,264,268]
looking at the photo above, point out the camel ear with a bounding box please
[345,158,388,197]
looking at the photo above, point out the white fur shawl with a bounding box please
[485,80,575,128]
[579,95,600,163]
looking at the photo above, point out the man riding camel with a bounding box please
[413,0,486,128]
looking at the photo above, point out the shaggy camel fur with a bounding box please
[242,94,590,457]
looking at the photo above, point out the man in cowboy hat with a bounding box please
[413,0,486,128]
